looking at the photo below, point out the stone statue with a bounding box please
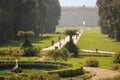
[14,59,18,69]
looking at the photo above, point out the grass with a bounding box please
[77,27,120,52]
[63,57,119,69]
[0,34,62,49]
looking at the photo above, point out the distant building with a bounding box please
[57,6,99,27]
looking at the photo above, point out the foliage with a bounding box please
[17,31,35,36]
[64,41,79,57]
[64,29,77,42]
[49,67,84,78]
[112,64,120,70]
[86,58,99,67]
[5,72,61,80]
[11,67,23,73]
[97,0,120,41]
[48,48,71,61]
[0,48,24,58]
[114,51,120,63]
[0,0,61,44]
[23,47,40,56]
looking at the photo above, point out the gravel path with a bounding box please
[84,67,120,79]
[42,28,84,51]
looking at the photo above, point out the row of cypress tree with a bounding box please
[0,0,61,43]
[97,0,120,41]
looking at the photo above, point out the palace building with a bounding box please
[57,6,99,27]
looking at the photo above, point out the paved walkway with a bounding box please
[81,49,115,54]
[42,29,84,51]
[84,67,120,80]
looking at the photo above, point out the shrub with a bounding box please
[0,48,24,58]
[64,41,79,57]
[6,72,61,80]
[23,47,41,56]
[112,64,120,70]
[86,58,99,67]
[49,67,84,77]
[48,48,70,61]
[11,67,23,73]
[60,48,71,61]
[114,52,120,63]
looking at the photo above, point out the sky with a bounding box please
[59,0,97,6]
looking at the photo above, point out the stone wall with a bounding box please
[57,6,99,27]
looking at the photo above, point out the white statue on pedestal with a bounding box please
[14,59,18,69]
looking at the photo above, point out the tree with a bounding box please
[97,0,120,41]
[17,31,35,48]
[64,29,79,57]
[64,29,77,42]
[0,0,61,44]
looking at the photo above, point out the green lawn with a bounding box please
[63,57,119,69]
[77,27,120,52]
[0,34,62,49]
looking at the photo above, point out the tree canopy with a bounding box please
[97,0,120,41]
[0,0,61,44]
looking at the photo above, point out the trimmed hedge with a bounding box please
[6,72,61,80]
[0,48,24,57]
[49,66,84,77]
[114,52,120,63]
[86,58,99,67]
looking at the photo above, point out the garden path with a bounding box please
[42,28,84,51]
[84,67,120,80]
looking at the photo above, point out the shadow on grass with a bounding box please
[0,35,54,48]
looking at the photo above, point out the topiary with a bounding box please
[64,41,79,57]
[114,51,120,63]
[23,47,41,56]
[11,67,23,73]
[86,58,99,67]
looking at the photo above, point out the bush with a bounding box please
[86,58,99,67]
[6,72,61,80]
[48,48,70,61]
[23,47,41,56]
[64,41,79,57]
[114,52,120,63]
[11,67,23,73]
[49,67,84,77]
[112,64,120,70]
[0,48,24,58]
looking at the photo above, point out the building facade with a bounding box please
[57,6,99,27]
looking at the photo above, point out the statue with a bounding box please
[14,59,19,69]
[11,59,23,73]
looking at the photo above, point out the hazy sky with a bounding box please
[59,0,97,6]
